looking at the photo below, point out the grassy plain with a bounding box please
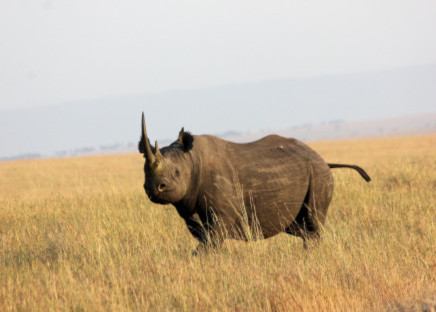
[0,135,435,311]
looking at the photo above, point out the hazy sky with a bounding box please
[1,0,436,110]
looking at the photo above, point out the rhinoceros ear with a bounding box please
[178,127,194,152]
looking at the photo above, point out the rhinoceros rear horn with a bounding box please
[155,140,163,159]
[139,113,156,164]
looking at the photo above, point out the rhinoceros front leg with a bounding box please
[192,242,213,256]
[184,215,221,255]
[192,239,222,255]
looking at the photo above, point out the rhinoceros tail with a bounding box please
[328,164,371,182]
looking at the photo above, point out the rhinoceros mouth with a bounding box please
[148,194,171,205]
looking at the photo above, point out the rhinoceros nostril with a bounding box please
[158,183,166,192]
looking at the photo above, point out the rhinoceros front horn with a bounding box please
[142,113,156,164]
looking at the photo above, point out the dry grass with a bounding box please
[0,135,435,311]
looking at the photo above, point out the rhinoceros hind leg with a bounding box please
[284,218,320,249]
[284,175,328,248]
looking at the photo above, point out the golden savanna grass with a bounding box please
[0,135,435,311]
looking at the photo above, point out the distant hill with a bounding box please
[223,114,436,143]
[1,65,435,160]
[1,114,434,161]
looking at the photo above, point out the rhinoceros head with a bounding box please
[138,113,194,205]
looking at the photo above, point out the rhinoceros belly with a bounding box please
[237,157,310,238]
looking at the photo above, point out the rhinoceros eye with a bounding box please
[175,169,180,176]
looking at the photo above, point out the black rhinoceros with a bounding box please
[138,114,370,253]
